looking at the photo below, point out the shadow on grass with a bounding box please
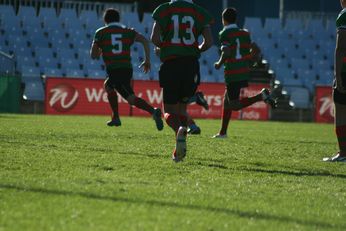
[241,167,346,179]
[1,183,344,229]
[190,161,346,179]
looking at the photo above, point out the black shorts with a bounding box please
[159,56,200,104]
[225,80,249,104]
[105,68,134,99]
[333,89,346,105]
[333,73,346,105]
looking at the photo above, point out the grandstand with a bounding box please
[0,0,338,121]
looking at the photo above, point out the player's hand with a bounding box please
[139,60,151,73]
[214,62,221,70]
[154,47,161,57]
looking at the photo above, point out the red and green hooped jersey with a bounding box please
[93,22,137,70]
[336,9,346,72]
[219,24,252,84]
[152,0,213,61]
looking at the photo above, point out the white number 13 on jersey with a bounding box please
[171,15,196,45]
[111,34,122,54]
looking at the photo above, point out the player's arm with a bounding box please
[90,41,102,60]
[135,33,151,73]
[151,21,161,48]
[214,42,230,70]
[199,25,213,52]
[250,42,261,64]
[335,29,346,93]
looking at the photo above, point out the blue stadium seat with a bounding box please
[77,48,89,60]
[58,8,78,23]
[284,18,304,31]
[291,29,313,40]
[316,70,333,86]
[18,6,37,21]
[122,12,140,27]
[37,56,59,70]
[23,79,45,101]
[85,20,104,34]
[72,39,91,49]
[312,59,331,72]
[55,48,76,60]
[283,76,304,88]
[87,69,104,79]
[298,39,318,52]
[21,65,41,79]
[251,30,269,43]
[28,36,50,49]
[60,58,81,71]
[264,18,282,33]
[83,58,103,71]
[288,87,311,109]
[21,16,41,28]
[0,4,16,19]
[275,67,295,83]
[299,69,317,94]
[2,17,22,34]
[16,56,36,69]
[51,37,71,49]
[65,69,85,78]
[43,67,63,77]
[24,25,45,38]
[64,19,84,31]
[285,47,306,60]
[13,46,33,58]
[43,19,64,31]
[79,10,98,25]
[270,58,289,73]
[290,58,311,71]
[7,35,28,52]
[67,29,87,41]
[38,7,57,22]
[244,17,262,31]
[276,38,297,51]
[35,47,54,60]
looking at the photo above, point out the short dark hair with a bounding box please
[103,8,120,24]
[222,8,237,24]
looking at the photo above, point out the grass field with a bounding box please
[0,114,345,231]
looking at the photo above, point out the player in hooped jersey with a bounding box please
[151,0,213,161]
[323,0,346,162]
[90,8,163,131]
[212,8,277,139]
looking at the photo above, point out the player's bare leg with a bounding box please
[323,103,346,162]
[213,88,276,138]
[127,94,163,131]
[105,87,121,127]
[164,103,187,162]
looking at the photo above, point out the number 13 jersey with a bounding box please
[93,22,137,71]
[152,0,213,62]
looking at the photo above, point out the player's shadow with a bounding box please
[241,167,346,179]
[189,161,346,179]
[0,183,344,229]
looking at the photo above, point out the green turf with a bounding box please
[0,114,345,231]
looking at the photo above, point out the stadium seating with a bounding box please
[286,87,311,109]
[23,80,45,101]
[0,3,337,107]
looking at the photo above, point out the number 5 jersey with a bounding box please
[93,22,137,71]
